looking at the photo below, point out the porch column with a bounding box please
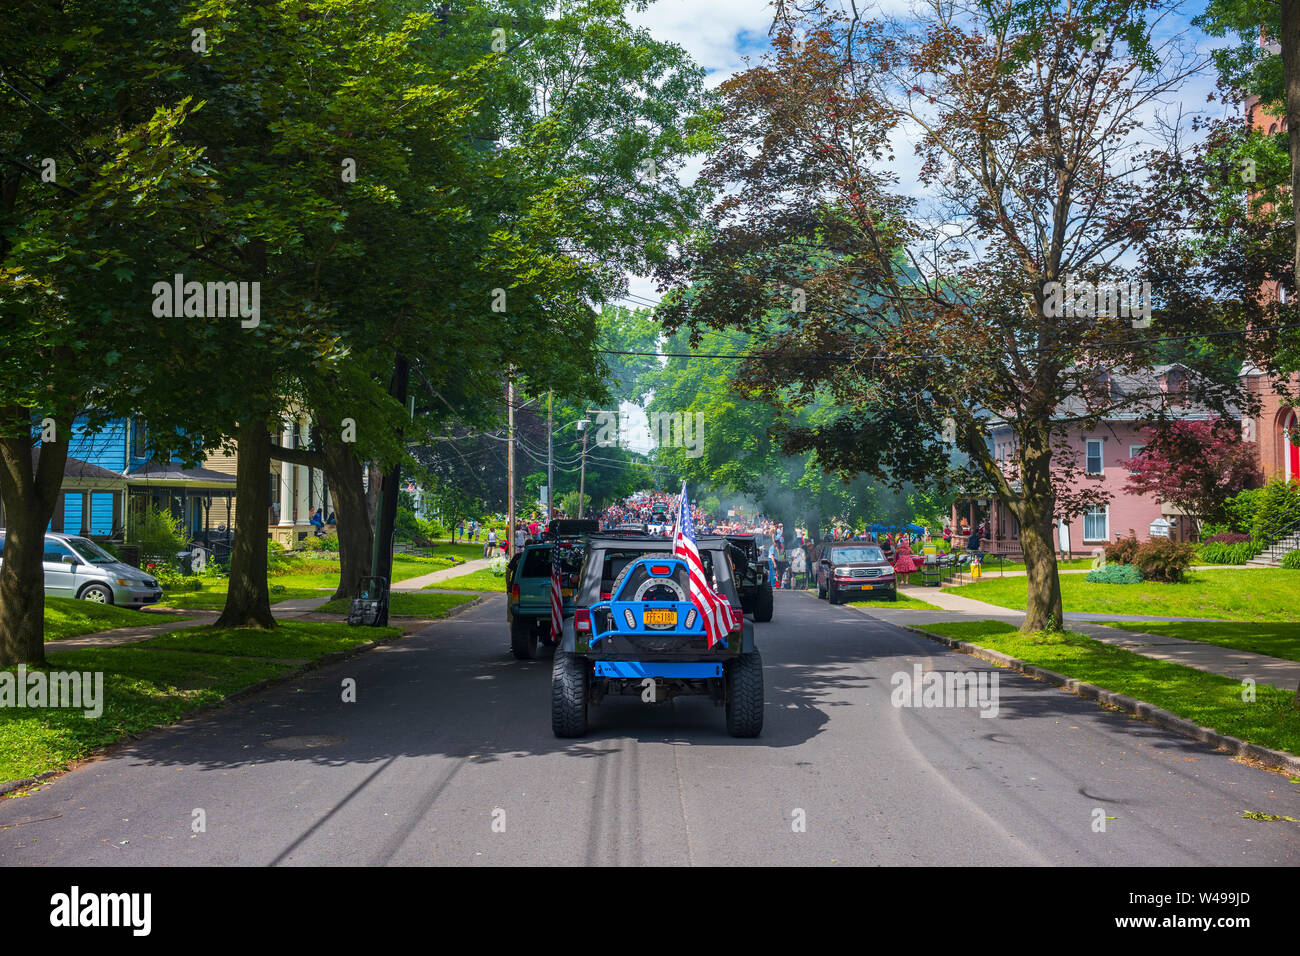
[295,420,310,524]
[991,499,1000,544]
[278,419,295,526]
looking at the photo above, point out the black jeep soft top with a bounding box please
[724,534,775,623]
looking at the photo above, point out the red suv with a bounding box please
[816,543,897,604]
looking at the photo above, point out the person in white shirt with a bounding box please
[485,528,498,558]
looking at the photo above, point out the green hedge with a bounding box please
[1085,563,1143,584]
[1282,551,1300,570]
[1197,541,1258,565]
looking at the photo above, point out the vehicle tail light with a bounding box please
[600,591,611,601]
[730,607,744,631]
[575,608,592,632]
[510,584,519,601]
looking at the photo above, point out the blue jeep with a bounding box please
[551,536,763,738]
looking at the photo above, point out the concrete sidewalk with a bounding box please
[849,585,1300,691]
[392,556,495,591]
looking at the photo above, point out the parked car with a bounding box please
[0,531,163,608]
[551,533,762,738]
[816,542,897,604]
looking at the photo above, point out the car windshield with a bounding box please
[832,547,886,564]
[66,537,120,564]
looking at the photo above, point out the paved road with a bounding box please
[2,592,1298,865]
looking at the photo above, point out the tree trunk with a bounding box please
[1018,504,1063,631]
[322,433,370,600]
[1014,420,1063,632]
[366,461,382,531]
[0,432,69,666]
[215,419,275,628]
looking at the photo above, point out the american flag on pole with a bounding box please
[550,547,563,641]
[671,482,733,648]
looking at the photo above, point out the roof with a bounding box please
[30,449,126,483]
[127,461,236,484]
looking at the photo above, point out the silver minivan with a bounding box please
[0,531,163,608]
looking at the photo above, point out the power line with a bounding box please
[595,322,1300,363]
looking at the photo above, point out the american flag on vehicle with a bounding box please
[550,550,563,641]
[670,481,733,648]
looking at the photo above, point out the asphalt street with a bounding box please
[2,591,1298,866]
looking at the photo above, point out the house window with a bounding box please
[132,419,148,459]
[1086,439,1103,475]
[1083,505,1109,542]
[1128,444,1145,474]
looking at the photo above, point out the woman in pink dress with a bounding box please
[892,536,920,577]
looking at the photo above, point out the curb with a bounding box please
[0,595,485,797]
[901,623,1300,776]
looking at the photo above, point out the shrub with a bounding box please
[1224,486,1263,535]
[1086,563,1143,584]
[1197,541,1257,565]
[148,562,202,591]
[1133,539,1197,583]
[1281,550,1300,570]
[1104,537,1140,565]
[1249,478,1300,543]
[305,532,339,553]
[1201,532,1251,544]
[267,539,293,574]
[129,504,186,564]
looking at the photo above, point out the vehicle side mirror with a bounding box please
[61,555,78,566]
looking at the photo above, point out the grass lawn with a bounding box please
[43,597,188,641]
[139,619,401,659]
[848,595,943,611]
[316,591,477,617]
[950,568,1300,621]
[424,569,507,592]
[425,539,494,562]
[270,554,454,589]
[1100,621,1300,665]
[156,583,325,610]
[921,620,1300,757]
[0,619,398,783]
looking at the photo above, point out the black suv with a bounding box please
[551,534,763,738]
[725,534,774,622]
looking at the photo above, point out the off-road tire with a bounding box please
[511,616,538,660]
[725,650,763,738]
[551,652,589,737]
[753,585,774,622]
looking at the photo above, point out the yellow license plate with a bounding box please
[860,584,874,590]
[561,589,573,597]
[643,608,677,629]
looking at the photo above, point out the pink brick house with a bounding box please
[959,365,1226,558]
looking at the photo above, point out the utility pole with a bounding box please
[507,370,516,559]
[577,418,589,518]
[547,390,554,521]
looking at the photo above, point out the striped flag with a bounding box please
[671,482,733,648]
[550,548,563,641]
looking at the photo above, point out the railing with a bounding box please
[1252,508,1300,563]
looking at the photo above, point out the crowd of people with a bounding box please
[457,489,986,579]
